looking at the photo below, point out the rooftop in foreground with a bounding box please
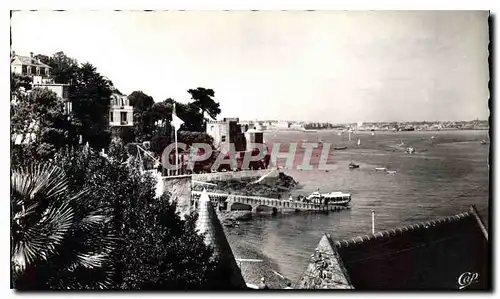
[297,205,489,290]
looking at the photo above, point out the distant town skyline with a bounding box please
[238,119,488,124]
[11,11,490,123]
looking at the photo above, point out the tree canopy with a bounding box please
[10,50,241,290]
[52,146,223,289]
[128,91,156,142]
[39,51,79,84]
[129,91,155,111]
[188,87,221,130]
[10,87,77,161]
[31,52,115,150]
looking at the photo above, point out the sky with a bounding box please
[11,10,490,123]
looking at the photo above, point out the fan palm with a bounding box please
[11,162,116,290]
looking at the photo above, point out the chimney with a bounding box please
[11,50,15,57]
[30,52,34,63]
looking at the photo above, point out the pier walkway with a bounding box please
[191,191,349,212]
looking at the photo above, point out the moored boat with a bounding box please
[405,147,415,154]
[349,162,360,169]
[348,153,359,169]
[305,190,351,206]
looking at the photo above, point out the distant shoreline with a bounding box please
[262,128,489,133]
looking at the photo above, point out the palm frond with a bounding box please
[11,160,117,290]
[11,163,75,273]
[12,198,74,273]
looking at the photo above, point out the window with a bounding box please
[62,86,69,99]
[120,112,127,124]
[45,68,50,76]
[221,135,226,142]
[21,65,27,75]
[36,67,40,75]
[31,66,36,74]
[109,111,114,122]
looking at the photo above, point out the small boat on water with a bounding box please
[375,167,387,171]
[386,170,397,175]
[306,190,351,206]
[480,140,487,145]
[349,153,359,169]
[431,136,436,140]
[349,162,360,169]
[405,147,415,154]
[371,132,375,136]
[334,146,347,150]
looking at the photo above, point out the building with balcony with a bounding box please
[109,93,133,127]
[11,51,51,78]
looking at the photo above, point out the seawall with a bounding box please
[162,175,192,218]
[192,169,279,182]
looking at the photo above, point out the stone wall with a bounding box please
[192,169,279,182]
[162,175,192,218]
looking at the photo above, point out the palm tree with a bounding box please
[11,163,116,290]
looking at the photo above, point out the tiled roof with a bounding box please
[12,55,51,68]
[196,189,247,289]
[332,206,489,290]
[298,206,489,290]
[333,210,482,249]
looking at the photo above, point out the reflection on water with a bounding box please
[225,130,489,287]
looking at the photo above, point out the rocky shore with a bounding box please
[193,172,301,198]
[216,210,253,222]
[202,172,301,224]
